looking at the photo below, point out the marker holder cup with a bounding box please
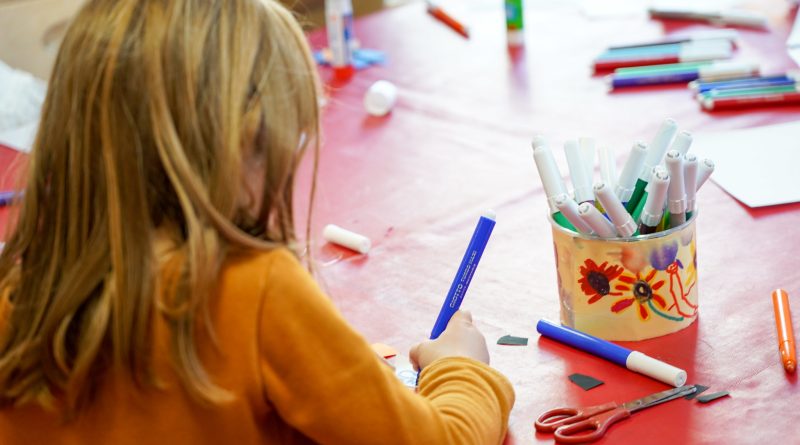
[549,212,699,341]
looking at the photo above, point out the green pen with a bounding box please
[701,84,799,100]
[614,61,713,77]
[626,118,678,213]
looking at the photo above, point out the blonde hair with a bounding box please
[0,0,320,412]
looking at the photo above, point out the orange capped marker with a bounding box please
[772,289,796,373]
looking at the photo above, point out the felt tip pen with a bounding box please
[702,92,800,110]
[615,141,648,206]
[579,137,596,184]
[607,29,738,51]
[577,202,617,238]
[564,140,594,204]
[594,182,636,237]
[598,146,617,190]
[429,212,495,339]
[695,158,715,192]
[0,191,23,207]
[772,289,796,373]
[692,73,799,93]
[325,0,355,77]
[532,139,576,231]
[638,168,670,235]
[609,62,759,89]
[426,1,469,38]
[554,194,594,235]
[594,41,732,72]
[665,150,686,227]
[667,131,693,159]
[537,319,688,387]
[626,119,677,213]
[703,84,799,100]
[683,154,699,216]
[647,7,769,29]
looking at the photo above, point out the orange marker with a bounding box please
[772,289,796,373]
[426,2,469,38]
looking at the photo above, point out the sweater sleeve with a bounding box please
[256,249,515,445]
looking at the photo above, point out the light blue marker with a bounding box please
[429,212,496,339]
[536,319,687,387]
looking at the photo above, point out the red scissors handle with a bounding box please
[534,402,619,433]
[553,406,631,444]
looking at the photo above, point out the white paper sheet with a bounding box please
[693,120,800,208]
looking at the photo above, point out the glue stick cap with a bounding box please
[364,80,397,116]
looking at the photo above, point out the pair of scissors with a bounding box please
[535,385,697,443]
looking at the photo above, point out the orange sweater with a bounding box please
[0,248,514,444]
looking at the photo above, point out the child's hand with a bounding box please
[409,310,490,371]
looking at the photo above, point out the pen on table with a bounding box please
[594,40,732,72]
[638,168,670,235]
[702,84,799,100]
[626,119,676,213]
[537,319,688,387]
[554,194,594,235]
[771,289,796,373]
[608,62,759,89]
[701,92,800,110]
[691,73,799,93]
[647,6,769,29]
[564,140,594,205]
[426,1,469,38]
[429,211,495,339]
[532,137,576,231]
[0,191,23,207]
[577,202,617,238]
[683,154,698,219]
[607,29,739,51]
[594,182,636,237]
[665,150,686,228]
[615,141,648,211]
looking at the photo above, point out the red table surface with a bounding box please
[2,1,800,443]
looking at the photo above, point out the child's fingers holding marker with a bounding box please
[410,310,490,371]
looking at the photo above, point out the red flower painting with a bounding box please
[578,259,624,304]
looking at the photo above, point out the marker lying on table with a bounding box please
[429,211,496,339]
[607,29,738,51]
[771,289,796,373]
[426,1,469,38]
[647,6,768,29]
[691,73,799,93]
[701,91,800,110]
[594,40,732,72]
[638,168,670,235]
[608,61,759,89]
[532,137,576,231]
[537,319,688,387]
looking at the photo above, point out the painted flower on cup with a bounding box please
[578,259,624,304]
[611,269,667,321]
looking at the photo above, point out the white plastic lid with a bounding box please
[364,80,398,117]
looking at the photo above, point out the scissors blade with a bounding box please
[623,385,697,413]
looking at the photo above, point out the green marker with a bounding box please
[701,84,799,100]
[626,118,678,213]
[614,61,712,77]
[614,142,648,214]
[505,0,524,46]
[532,137,576,232]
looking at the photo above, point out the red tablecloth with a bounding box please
[2,1,799,443]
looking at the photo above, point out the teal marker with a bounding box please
[532,137,576,232]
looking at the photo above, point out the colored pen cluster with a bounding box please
[690,72,800,111]
[597,31,763,91]
[532,118,715,239]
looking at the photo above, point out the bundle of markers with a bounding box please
[690,72,800,111]
[532,118,715,239]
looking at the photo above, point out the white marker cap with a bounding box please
[698,61,760,81]
[579,137,596,184]
[616,141,648,202]
[626,351,688,387]
[684,154,699,212]
[594,182,636,237]
[554,194,594,235]
[640,168,670,227]
[532,144,568,213]
[665,150,686,214]
[668,131,693,158]
[696,158,715,192]
[565,140,594,204]
[578,202,617,238]
[364,80,398,116]
[323,224,371,254]
[598,146,617,190]
[640,118,678,181]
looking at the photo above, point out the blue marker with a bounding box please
[536,319,687,387]
[429,212,496,339]
[0,191,22,207]
[692,74,796,93]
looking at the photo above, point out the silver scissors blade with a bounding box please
[623,385,697,413]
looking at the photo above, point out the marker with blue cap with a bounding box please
[537,319,687,387]
[429,211,496,339]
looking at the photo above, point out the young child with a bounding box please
[0,0,514,443]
